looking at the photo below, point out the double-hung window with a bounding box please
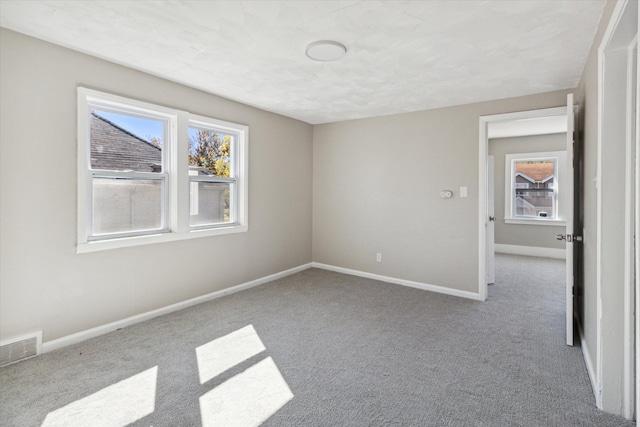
[78,88,248,252]
[504,151,566,225]
[188,118,239,228]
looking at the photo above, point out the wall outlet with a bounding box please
[376,253,382,262]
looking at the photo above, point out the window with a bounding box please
[504,151,566,225]
[78,88,248,252]
[188,120,238,228]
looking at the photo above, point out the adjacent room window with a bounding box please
[504,151,566,225]
[78,88,248,252]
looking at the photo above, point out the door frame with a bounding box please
[478,106,568,301]
[596,0,638,417]
[636,30,639,418]
[624,35,638,421]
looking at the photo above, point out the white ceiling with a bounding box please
[0,1,605,124]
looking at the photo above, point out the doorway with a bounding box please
[487,123,569,285]
[478,102,575,347]
[486,125,571,354]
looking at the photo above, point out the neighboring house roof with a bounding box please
[90,112,161,172]
[516,172,554,185]
[515,162,554,182]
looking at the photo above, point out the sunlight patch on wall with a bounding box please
[196,324,266,384]
[199,357,293,427]
[41,366,157,427]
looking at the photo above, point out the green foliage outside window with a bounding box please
[189,129,232,221]
[188,130,231,177]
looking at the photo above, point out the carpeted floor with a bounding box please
[0,254,636,426]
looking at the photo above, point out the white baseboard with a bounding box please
[311,262,482,301]
[42,263,312,353]
[577,320,601,408]
[494,244,566,259]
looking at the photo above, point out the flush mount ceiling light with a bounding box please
[305,40,347,62]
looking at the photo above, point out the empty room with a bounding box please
[0,1,638,426]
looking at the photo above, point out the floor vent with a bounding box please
[0,332,42,367]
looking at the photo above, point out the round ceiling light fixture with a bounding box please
[305,40,347,62]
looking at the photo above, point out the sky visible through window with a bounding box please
[95,110,232,155]
[188,127,200,149]
[96,110,164,145]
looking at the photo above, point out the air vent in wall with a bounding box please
[0,332,42,367]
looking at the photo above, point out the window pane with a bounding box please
[188,127,233,177]
[190,182,232,226]
[91,110,164,173]
[514,160,555,218]
[92,178,163,235]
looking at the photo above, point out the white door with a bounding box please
[565,93,575,346]
[487,155,495,285]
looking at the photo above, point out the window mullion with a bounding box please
[173,111,190,233]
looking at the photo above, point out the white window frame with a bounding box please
[504,151,566,226]
[188,115,241,230]
[77,88,248,253]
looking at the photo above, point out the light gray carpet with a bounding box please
[0,254,636,426]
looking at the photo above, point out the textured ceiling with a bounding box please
[0,1,605,124]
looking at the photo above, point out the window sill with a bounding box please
[77,225,248,253]
[504,218,566,226]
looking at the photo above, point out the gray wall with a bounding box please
[0,29,313,343]
[489,134,566,250]
[313,90,570,294]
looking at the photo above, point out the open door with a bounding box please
[487,155,495,285]
[562,93,578,346]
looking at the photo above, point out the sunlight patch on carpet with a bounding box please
[196,324,266,384]
[41,366,157,427]
[199,356,293,427]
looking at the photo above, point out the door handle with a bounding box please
[556,234,583,242]
[489,216,496,222]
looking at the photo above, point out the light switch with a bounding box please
[460,186,468,198]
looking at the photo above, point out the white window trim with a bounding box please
[504,150,567,226]
[77,88,248,253]
[188,114,243,231]
[504,218,566,226]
